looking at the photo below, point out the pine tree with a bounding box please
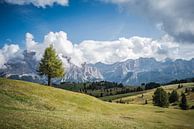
[37,45,64,86]
[153,88,169,107]
[169,90,179,103]
[180,93,189,110]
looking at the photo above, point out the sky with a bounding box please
[0,0,162,46]
[0,0,194,67]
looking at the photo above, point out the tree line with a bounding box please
[152,87,194,110]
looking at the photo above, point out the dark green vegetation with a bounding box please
[180,93,189,110]
[169,90,179,103]
[57,81,158,100]
[112,83,194,110]
[153,88,169,107]
[37,45,64,86]
[0,78,194,129]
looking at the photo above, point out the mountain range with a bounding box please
[0,51,194,85]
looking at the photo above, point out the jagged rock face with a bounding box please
[93,58,194,85]
[62,63,103,82]
[0,51,194,85]
[0,51,103,84]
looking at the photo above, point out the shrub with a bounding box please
[145,99,148,104]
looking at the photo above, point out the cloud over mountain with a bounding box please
[1,31,194,69]
[101,0,194,43]
[0,44,22,68]
[3,0,69,7]
[25,31,182,65]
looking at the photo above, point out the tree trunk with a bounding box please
[48,76,51,86]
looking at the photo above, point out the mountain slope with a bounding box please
[93,58,194,85]
[0,78,194,129]
[0,51,103,84]
[0,51,194,85]
[62,63,103,83]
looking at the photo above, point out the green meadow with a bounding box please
[0,78,194,129]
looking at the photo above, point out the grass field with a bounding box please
[0,78,194,129]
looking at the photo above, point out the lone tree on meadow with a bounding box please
[37,45,64,86]
[169,90,179,103]
[153,88,169,107]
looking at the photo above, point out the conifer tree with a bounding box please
[37,45,64,86]
[169,90,179,103]
[153,88,169,107]
[180,93,189,110]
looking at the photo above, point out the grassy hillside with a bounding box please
[99,90,151,101]
[113,83,194,106]
[0,78,194,129]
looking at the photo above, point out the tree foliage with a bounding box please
[180,93,189,110]
[169,90,179,103]
[145,82,160,90]
[153,88,169,107]
[37,45,64,86]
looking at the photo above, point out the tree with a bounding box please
[153,88,169,107]
[180,93,189,110]
[145,99,148,104]
[169,90,179,103]
[145,82,160,90]
[37,45,64,86]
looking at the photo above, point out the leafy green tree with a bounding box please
[37,45,64,86]
[180,93,189,110]
[153,88,169,107]
[169,90,179,103]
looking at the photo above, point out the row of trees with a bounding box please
[153,88,189,110]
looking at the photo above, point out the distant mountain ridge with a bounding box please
[0,51,194,85]
[92,58,194,85]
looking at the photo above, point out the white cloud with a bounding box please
[100,0,194,43]
[0,44,22,68]
[77,35,180,64]
[24,31,194,66]
[26,31,84,67]
[1,31,194,69]
[4,0,69,8]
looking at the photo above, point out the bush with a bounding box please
[153,88,169,107]
[179,93,189,110]
[169,90,179,103]
[145,99,148,104]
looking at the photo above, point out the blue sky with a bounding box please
[0,0,162,47]
[0,0,193,67]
